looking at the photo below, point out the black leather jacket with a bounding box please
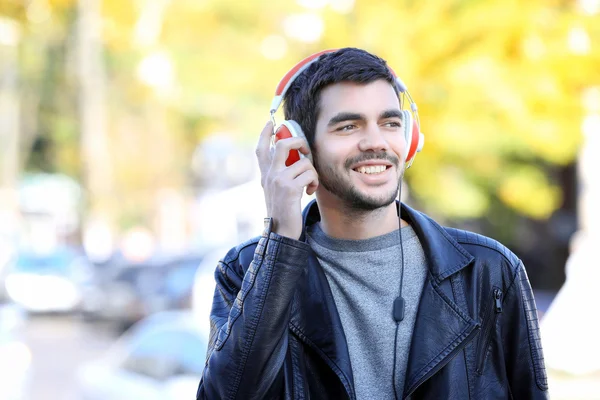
[197,201,549,399]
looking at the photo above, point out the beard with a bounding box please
[313,150,403,211]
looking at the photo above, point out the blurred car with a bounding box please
[192,247,225,338]
[0,303,32,400]
[77,310,207,400]
[81,252,204,332]
[3,246,93,313]
[0,237,18,302]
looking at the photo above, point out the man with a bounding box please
[196,48,549,399]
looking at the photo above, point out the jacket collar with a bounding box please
[292,200,478,399]
[300,199,475,281]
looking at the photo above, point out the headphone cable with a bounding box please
[392,181,405,400]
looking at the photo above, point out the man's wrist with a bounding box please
[264,217,300,240]
[264,217,301,241]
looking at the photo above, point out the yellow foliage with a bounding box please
[412,165,490,219]
[47,0,74,10]
[9,0,598,223]
[497,166,563,219]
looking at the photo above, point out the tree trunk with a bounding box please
[76,0,114,232]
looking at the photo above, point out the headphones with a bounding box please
[269,49,424,168]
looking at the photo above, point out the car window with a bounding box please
[164,261,200,298]
[171,331,207,376]
[120,328,207,380]
[15,249,75,274]
[120,329,173,380]
[135,269,163,295]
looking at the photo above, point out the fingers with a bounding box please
[256,120,317,197]
[295,169,319,196]
[297,144,311,156]
[256,120,312,172]
[265,158,318,198]
[272,137,311,169]
[306,180,319,196]
[255,121,274,175]
[282,157,315,177]
[278,158,319,193]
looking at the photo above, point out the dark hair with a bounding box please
[282,47,398,148]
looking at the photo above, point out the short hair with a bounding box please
[282,47,398,149]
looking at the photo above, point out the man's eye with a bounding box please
[384,121,402,128]
[338,124,357,132]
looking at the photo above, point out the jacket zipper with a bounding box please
[404,325,480,398]
[476,288,503,374]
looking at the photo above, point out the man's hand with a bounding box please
[256,121,319,240]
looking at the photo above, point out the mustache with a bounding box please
[344,152,400,169]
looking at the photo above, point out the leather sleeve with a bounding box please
[501,261,549,399]
[196,220,310,400]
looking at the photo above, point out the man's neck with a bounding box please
[315,196,409,240]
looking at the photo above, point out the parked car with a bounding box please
[0,302,32,400]
[3,246,93,313]
[0,237,17,302]
[192,247,226,337]
[77,310,207,400]
[81,252,204,332]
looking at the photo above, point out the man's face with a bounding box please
[312,79,407,211]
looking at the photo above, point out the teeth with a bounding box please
[356,165,387,174]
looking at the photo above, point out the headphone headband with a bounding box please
[270,49,409,115]
[270,49,337,114]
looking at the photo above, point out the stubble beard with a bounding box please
[313,150,404,212]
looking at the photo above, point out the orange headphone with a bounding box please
[270,49,424,168]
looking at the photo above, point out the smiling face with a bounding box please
[312,79,408,211]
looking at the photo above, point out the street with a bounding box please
[22,315,117,400]
[18,311,600,400]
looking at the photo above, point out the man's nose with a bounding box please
[358,123,390,153]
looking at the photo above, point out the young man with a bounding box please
[196,48,549,399]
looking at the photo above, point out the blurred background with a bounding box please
[0,0,599,399]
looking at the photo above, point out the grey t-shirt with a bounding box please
[307,222,428,399]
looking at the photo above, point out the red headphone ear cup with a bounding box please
[274,120,306,166]
[274,123,293,140]
[402,110,421,167]
[402,110,413,159]
[284,120,306,141]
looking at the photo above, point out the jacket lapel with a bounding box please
[288,201,355,399]
[400,204,480,397]
[289,252,355,399]
[401,276,480,397]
